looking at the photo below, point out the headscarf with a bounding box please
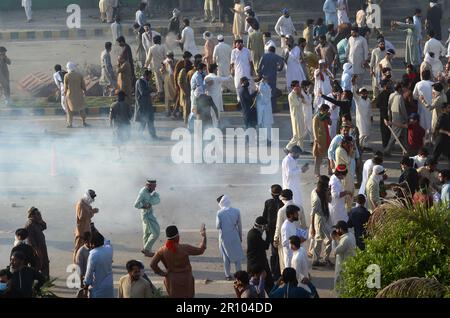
[173,8,181,17]
[203,31,212,41]
[82,190,95,205]
[66,62,77,73]
[371,165,385,183]
[165,236,180,253]
[342,63,353,76]
[218,195,231,209]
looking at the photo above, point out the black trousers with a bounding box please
[433,140,450,162]
[270,244,281,280]
[380,117,391,148]
[139,118,157,138]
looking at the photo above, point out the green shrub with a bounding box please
[338,202,450,298]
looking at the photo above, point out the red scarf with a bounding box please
[319,71,324,82]
[165,237,180,253]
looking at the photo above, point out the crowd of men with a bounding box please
[1,0,450,298]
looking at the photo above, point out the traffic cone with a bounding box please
[50,145,57,177]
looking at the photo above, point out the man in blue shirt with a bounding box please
[347,194,370,250]
[438,169,450,205]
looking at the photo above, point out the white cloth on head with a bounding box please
[282,154,303,206]
[213,42,232,77]
[66,62,77,73]
[219,195,231,209]
[82,191,95,205]
[359,158,375,195]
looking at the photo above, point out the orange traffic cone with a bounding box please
[50,145,57,177]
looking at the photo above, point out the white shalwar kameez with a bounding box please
[275,15,297,49]
[53,71,67,113]
[359,158,375,195]
[301,91,313,140]
[285,46,306,91]
[337,0,349,25]
[205,73,232,113]
[354,95,372,148]
[282,154,303,207]
[281,219,297,268]
[325,93,340,140]
[231,47,254,97]
[413,80,433,131]
[181,26,199,56]
[329,174,348,226]
[313,68,333,111]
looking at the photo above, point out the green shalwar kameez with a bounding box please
[396,22,419,67]
[134,188,161,252]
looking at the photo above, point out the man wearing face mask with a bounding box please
[365,165,387,212]
[246,216,274,294]
[134,180,161,258]
[0,269,10,297]
[73,190,99,263]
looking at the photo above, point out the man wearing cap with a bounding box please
[246,216,274,294]
[275,8,297,49]
[365,165,386,212]
[354,87,372,151]
[151,224,206,298]
[331,220,356,293]
[258,46,284,111]
[134,180,161,257]
[213,34,233,92]
[426,0,442,41]
[329,164,352,225]
[313,59,333,109]
[216,195,244,280]
[347,27,369,90]
[0,47,11,106]
[369,39,386,100]
[74,190,99,263]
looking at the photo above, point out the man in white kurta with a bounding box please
[281,217,297,269]
[273,190,306,273]
[230,40,254,98]
[22,0,32,22]
[142,26,161,56]
[285,44,307,91]
[359,157,376,195]
[145,37,166,97]
[53,66,67,113]
[423,35,446,60]
[332,221,356,293]
[413,75,434,132]
[301,82,314,141]
[354,87,372,149]
[347,27,369,89]
[282,146,306,207]
[179,20,199,56]
[275,9,297,49]
[213,35,234,91]
[325,88,341,140]
[337,0,349,25]
[313,60,333,111]
[290,236,310,285]
[205,65,232,113]
[329,172,349,226]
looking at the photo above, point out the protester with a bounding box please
[74,190,98,262]
[10,229,37,269]
[25,207,49,280]
[347,194,370,250]
[118,260,154,298]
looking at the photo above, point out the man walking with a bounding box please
[22,0,32,23]
[134,180,161,257]
[216,195,244,280]
[135,70,157,139]
[64,62,87,128]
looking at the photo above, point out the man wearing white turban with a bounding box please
[216,195,244,280]
[365,165,386,212]
[64,62,87,128]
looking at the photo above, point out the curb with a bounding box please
[0,23,302,41]
[0,102,288,117]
